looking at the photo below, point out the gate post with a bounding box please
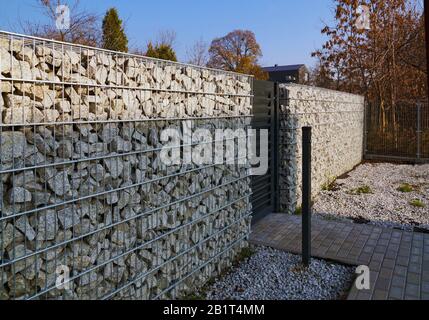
[274,82,280,213]
[302,127,312,267]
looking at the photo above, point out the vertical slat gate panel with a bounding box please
[251,80,278,223]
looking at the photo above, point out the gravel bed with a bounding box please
[314,163,429,231]
[205,246,354,300]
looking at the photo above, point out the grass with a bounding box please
[397,183,414,193]
[233,247,256,265]
[409,199,426,208]
[322,176,339,192]
[350,185,373,195]
[294,201,315,215]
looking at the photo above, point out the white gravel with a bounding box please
[314,163,429,231]
[205,246,354,300]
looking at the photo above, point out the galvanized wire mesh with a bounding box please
[365,102,429,162]
[277,85,365,214]
[0,31,253,300]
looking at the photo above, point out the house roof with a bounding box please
[263,64,306,72]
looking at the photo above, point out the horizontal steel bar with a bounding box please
[279,98,365,105]
[0,134,255,175]
[29,204,252,300]
[0,30,254,79]
[285,110,364,115]
[104,213,251,300]
[0,76,254,98]
[0,175,251,267]
[1,156,249,221]
[153,235,247,300]
[282,120,364,130]
[0,115,253,128]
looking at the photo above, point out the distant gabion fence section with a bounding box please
[0,31,253,300]
[278,84,365,214]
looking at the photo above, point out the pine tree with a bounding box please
[102,8,128,52]
[145,42,177,62]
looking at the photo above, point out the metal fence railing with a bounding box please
[0,31,253,300]
[365,102,429,162]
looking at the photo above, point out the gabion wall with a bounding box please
[0,32,253,300]
[279,84,365,214]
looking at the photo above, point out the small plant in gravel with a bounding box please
[322,176,338,192]
[409,199,425,208]
[294,202,314,215]
[290,263,310,273]
[397,183,414,193]
[350,185,373,195]
[233,247,256,265]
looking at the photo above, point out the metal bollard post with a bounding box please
[302,127,312,267]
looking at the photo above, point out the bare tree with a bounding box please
[22,0,100,46]
[153,29,177,47]
[186,38,209,66]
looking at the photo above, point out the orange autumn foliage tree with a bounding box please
[312,0,427,107]
[207,30,268,80]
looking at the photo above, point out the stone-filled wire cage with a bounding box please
[0,31,253,300]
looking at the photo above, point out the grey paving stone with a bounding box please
[397,256,410,266]
[393,265,407,276]
[375,277,391,291]
[422,293,429,301]
[391,276,406,288]
[373,290,389,300]
[385,250,398,260]
[388,286,404,300]
[408,264,421,274]
[421,282,429,294]
[407,273,421,285]
[250,214,428,301]
[405,284,420,298]
[382,259,396,269]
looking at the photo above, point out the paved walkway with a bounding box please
[250,214,429,300]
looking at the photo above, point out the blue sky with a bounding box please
[0,0,336,68]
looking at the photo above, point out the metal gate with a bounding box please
[251,80,279,222]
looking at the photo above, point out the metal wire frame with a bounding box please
[0,115,253,128]
[0,31,254,300]
[281,98,365,105]
[279,112,365,130]
[277,90,365,214]
[29,195,252,300]
[0,129,255,175]
[151,229,249,300]
[0,30,254,79]
[0,174,250,267]
[1,178,249,269]
[101,211,251,300]
[0,135,251,219]
[281,119,365,130]
[0,77,254,99]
